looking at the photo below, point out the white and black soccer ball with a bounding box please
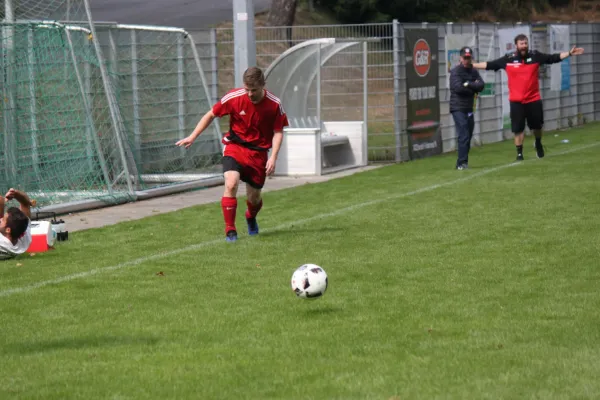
[291,264,328,299]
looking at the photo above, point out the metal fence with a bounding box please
[215,23,396,161]
[213,21,600,162]
[2,12,599,213]
[92,25,223,185]
[1,18,225,212]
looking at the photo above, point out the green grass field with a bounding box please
[1,124,600,399]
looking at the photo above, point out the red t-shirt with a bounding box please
[212,88,289,150]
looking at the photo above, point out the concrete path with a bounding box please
[63,166,383,232]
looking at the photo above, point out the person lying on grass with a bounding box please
[0,189,33,260]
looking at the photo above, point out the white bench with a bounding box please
[272,121,367,176]
[321,135,350,147]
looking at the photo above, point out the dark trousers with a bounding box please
[452,111,475,166]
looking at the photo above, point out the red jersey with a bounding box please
[212,88,289,150]
[486,50,562,103]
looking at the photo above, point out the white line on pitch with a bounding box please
[1,141,598,298]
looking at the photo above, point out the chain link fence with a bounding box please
[1,0,225,212]
[214,21,600,163]
[1,0,138,209]
[92,25,223,187]
[2,3,599,213]
[215,23,395,161]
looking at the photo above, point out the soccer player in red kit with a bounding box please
[175,67,289,242]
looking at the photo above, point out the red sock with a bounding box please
[221,197,237,233]
[245,199,263,219]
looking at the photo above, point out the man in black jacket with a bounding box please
[449,46,485,170]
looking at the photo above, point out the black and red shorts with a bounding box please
[222,143,268,189]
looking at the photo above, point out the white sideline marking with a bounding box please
[1,141,598,298]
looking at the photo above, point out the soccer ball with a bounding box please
[291,264,328,299]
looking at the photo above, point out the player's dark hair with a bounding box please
[6,207,29,243]
[243,67,265,87]
[514,34,528,44]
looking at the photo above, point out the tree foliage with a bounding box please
[314,0,576,23]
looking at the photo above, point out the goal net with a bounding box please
[1,0,223,210]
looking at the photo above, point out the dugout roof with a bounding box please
[265,38,359,129]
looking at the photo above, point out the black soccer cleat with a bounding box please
[246,217,259,236]
[516,153,524,161]
[535,141,545,158]
[226,230,238,242]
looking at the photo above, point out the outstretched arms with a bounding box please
[535,46,584,64]
[176,92,233,149]
[565,46,584,57]
[473,55,507,71]
[175,109,216,149]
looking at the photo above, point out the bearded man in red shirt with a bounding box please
[472,34,583,161]
[176,67,289,242]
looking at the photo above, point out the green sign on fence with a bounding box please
[405,28,442,160]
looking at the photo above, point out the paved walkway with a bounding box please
[62,166,383,232]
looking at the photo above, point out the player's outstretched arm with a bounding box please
[561,46,584,59]
[175,110,216,149]
[537,46,584,64]
[474,56,507,71]
[266,130,283,176]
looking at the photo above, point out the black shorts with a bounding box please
[510,100,544,134]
